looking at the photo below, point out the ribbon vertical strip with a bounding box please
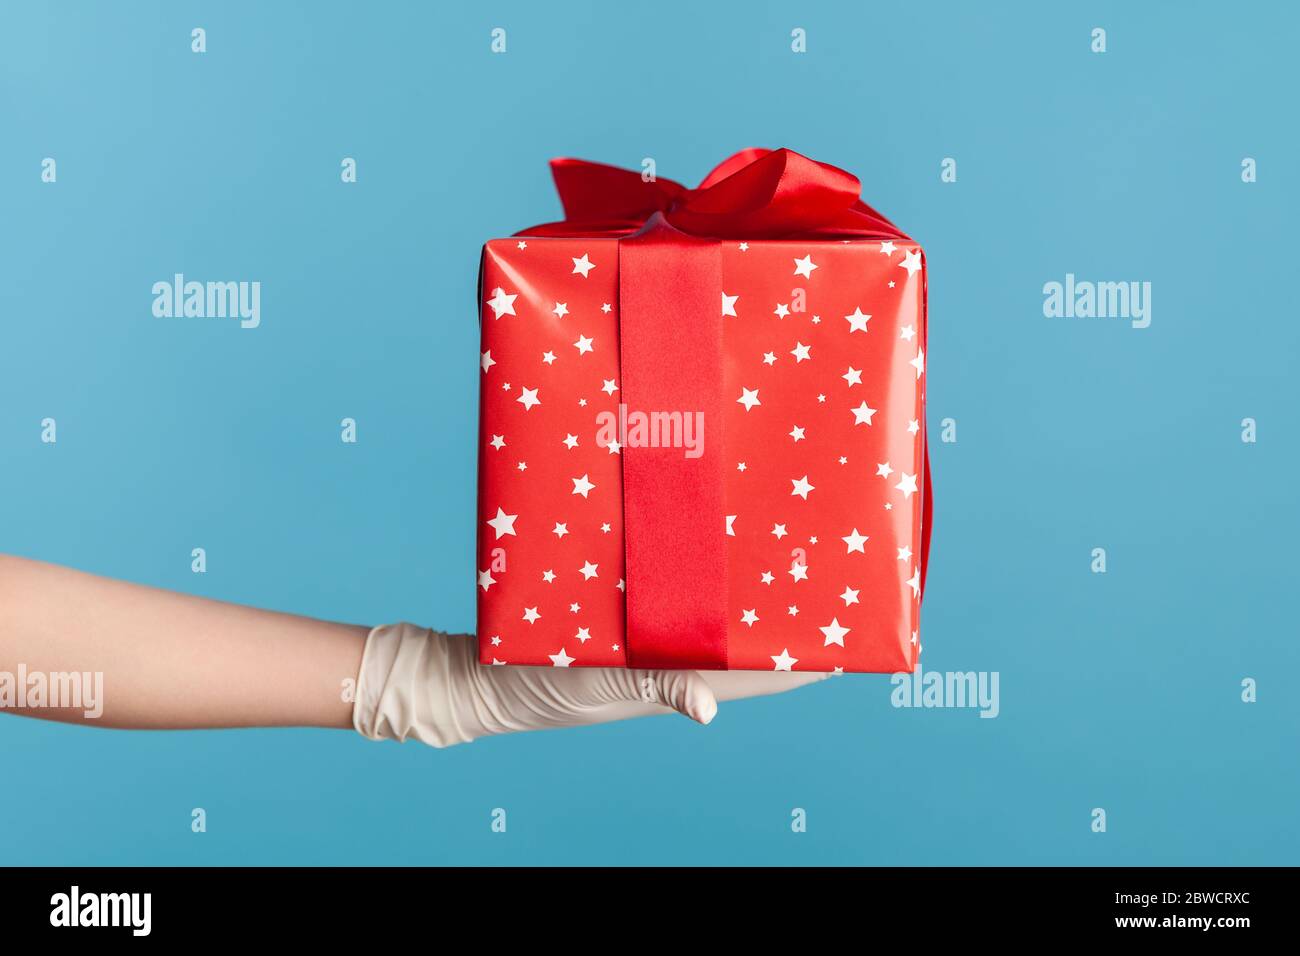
[617,214,729,670]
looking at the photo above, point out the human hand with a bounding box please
[352,623,827,747]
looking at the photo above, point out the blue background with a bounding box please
[2,0,1295,865]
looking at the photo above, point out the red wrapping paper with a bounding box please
[476,153,927,673]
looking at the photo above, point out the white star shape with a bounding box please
[851,401,877,425]
[908,418,920,435]
[522,607,541,624]
[572,474,596,498]
[790,342,811,362]
[762,351,777,366]
[517,241,527,250]
[486,287,517,319]
[842,366,862,387]
[772,523,788,539]
[542,350,557,365]
[879,240,896,256]
[486,507,518,539]
[489,434,505,450]
[841,528,868,553]
[601,379,619,395]
[737,387,761,411]
[571,254,595,278]
[478,569,496,591]
[901,324,916,342]
[793,254,818,278]
[910,348,925,379]
[562,434,579,449]
[552,522,569,538]
[900,249,922,276]
[579,561,599,580]
[516,386,540,411]
[601,302,612,313]
[840,586,860,606]
[774,303,790,319]
[820,617,850,647]
[725,515,736,536]
[542,569,556,583]
[760,571,775,585]
[876,461,893,478]
[898,546,913,562]
[787,605,800,617]
[844,307,871,333]
[481,350,496,373]
[771,648,798,671]
[722,292,739,317]
[789,425,805,442]
[788,561,809,582]
[552,301,569,318]
[574,334,594,355]
[790,475,815,499]
[741,609,759,627]
[575,627,592,644]
[906,568,921,598]
[738,242,749,251]
[549,647,575,667]
[895,473,918,498]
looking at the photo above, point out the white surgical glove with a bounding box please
[352,622,827,747]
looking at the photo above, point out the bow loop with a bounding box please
[519,148,908,241]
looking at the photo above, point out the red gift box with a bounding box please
[476,149,929,673]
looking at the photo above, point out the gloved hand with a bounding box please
[352,622,827,747]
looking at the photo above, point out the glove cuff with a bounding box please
[352,623,475,747]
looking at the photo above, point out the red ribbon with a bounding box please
[518,149,931,669]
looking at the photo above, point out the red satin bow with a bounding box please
[520,147,910,242]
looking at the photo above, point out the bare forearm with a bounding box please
[0,555,366,730]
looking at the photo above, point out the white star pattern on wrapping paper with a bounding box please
[542,569,556,583]
[552,522,568,538]
[900,250,922,277]
[722,292,739,316]
[879,241,896,256]
[579,561,598,580]
[517,241,527,250]
[772,523,788,539]
[851,401,877,425]
[552,302,569,318]
[793,255,818,278]
[481,350,496,373]
[571,474,596,498]
[516,386,540,411]
[737,387,761,411]
[788,561,809,582]
[562,434,578,449]
[842,366,862,387]
[741,609,759,627]
[761,571,775,585]
[489,435,505,450]
[571,254,595,278]
[763,352,777,365]
[839,586,860,606]
[844,307,870,333]
[876,461,893,477]
[574,334,594,355]
[820,618,850,647]
[774,303,790,319]
[486,507,517,539]
[895,472,918,498]
[486,287,517,319]
[601,303,612,313]
[789,425,805,442]
[601,379,618,395]
[575,627,592,643]
[790,475,815,499]
[906,568,921,598]
[771,649,798,671]
[910,348,925,379]
[901,324,915,341]
[542,351,557,365]
[549,647,575,667]
[522,607,541,624]
[478,569,496,591]
[898,546,912,562]
[726,515,736,536]
[841,528,868,553]
[908,419,920,435]
[790,342,811,362]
